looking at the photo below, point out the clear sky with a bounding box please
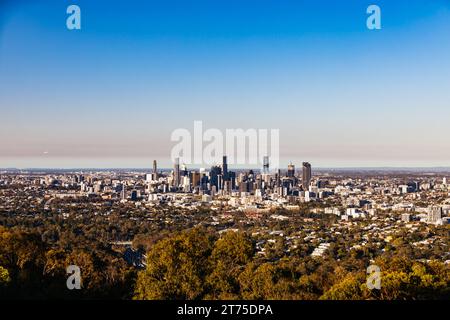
[1,0,450,168]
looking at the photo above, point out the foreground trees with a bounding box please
[321,257,450,300]
[206,231,254,299]
[0,224,448,300]
[134,228,450,300]
[134,228,255,300]
[0,227,135,299]
[134,228,214,299]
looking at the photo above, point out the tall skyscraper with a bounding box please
[263,156,269,174]
[302,162,312,188]
[173,157,180,187]
[276,169,281,187]
[191,171,200,187]
[210,165,222,190]
[120,184,126,200]
[428,206,442,224]
[217,174,223,191]
[287,163,295,178]
[229,171,236,190]
[222,156,228,181]
[152,160,158,180]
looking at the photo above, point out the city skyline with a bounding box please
[2,153,449,301]
[1,0,449,305]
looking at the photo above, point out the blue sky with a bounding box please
[1,0,450,168]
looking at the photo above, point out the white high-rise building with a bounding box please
[427,206,442,224]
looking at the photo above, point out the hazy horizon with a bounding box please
[2,164,450,172]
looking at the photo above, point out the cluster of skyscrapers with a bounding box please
[147,156,312,198]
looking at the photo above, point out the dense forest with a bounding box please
[0,214,449,299]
